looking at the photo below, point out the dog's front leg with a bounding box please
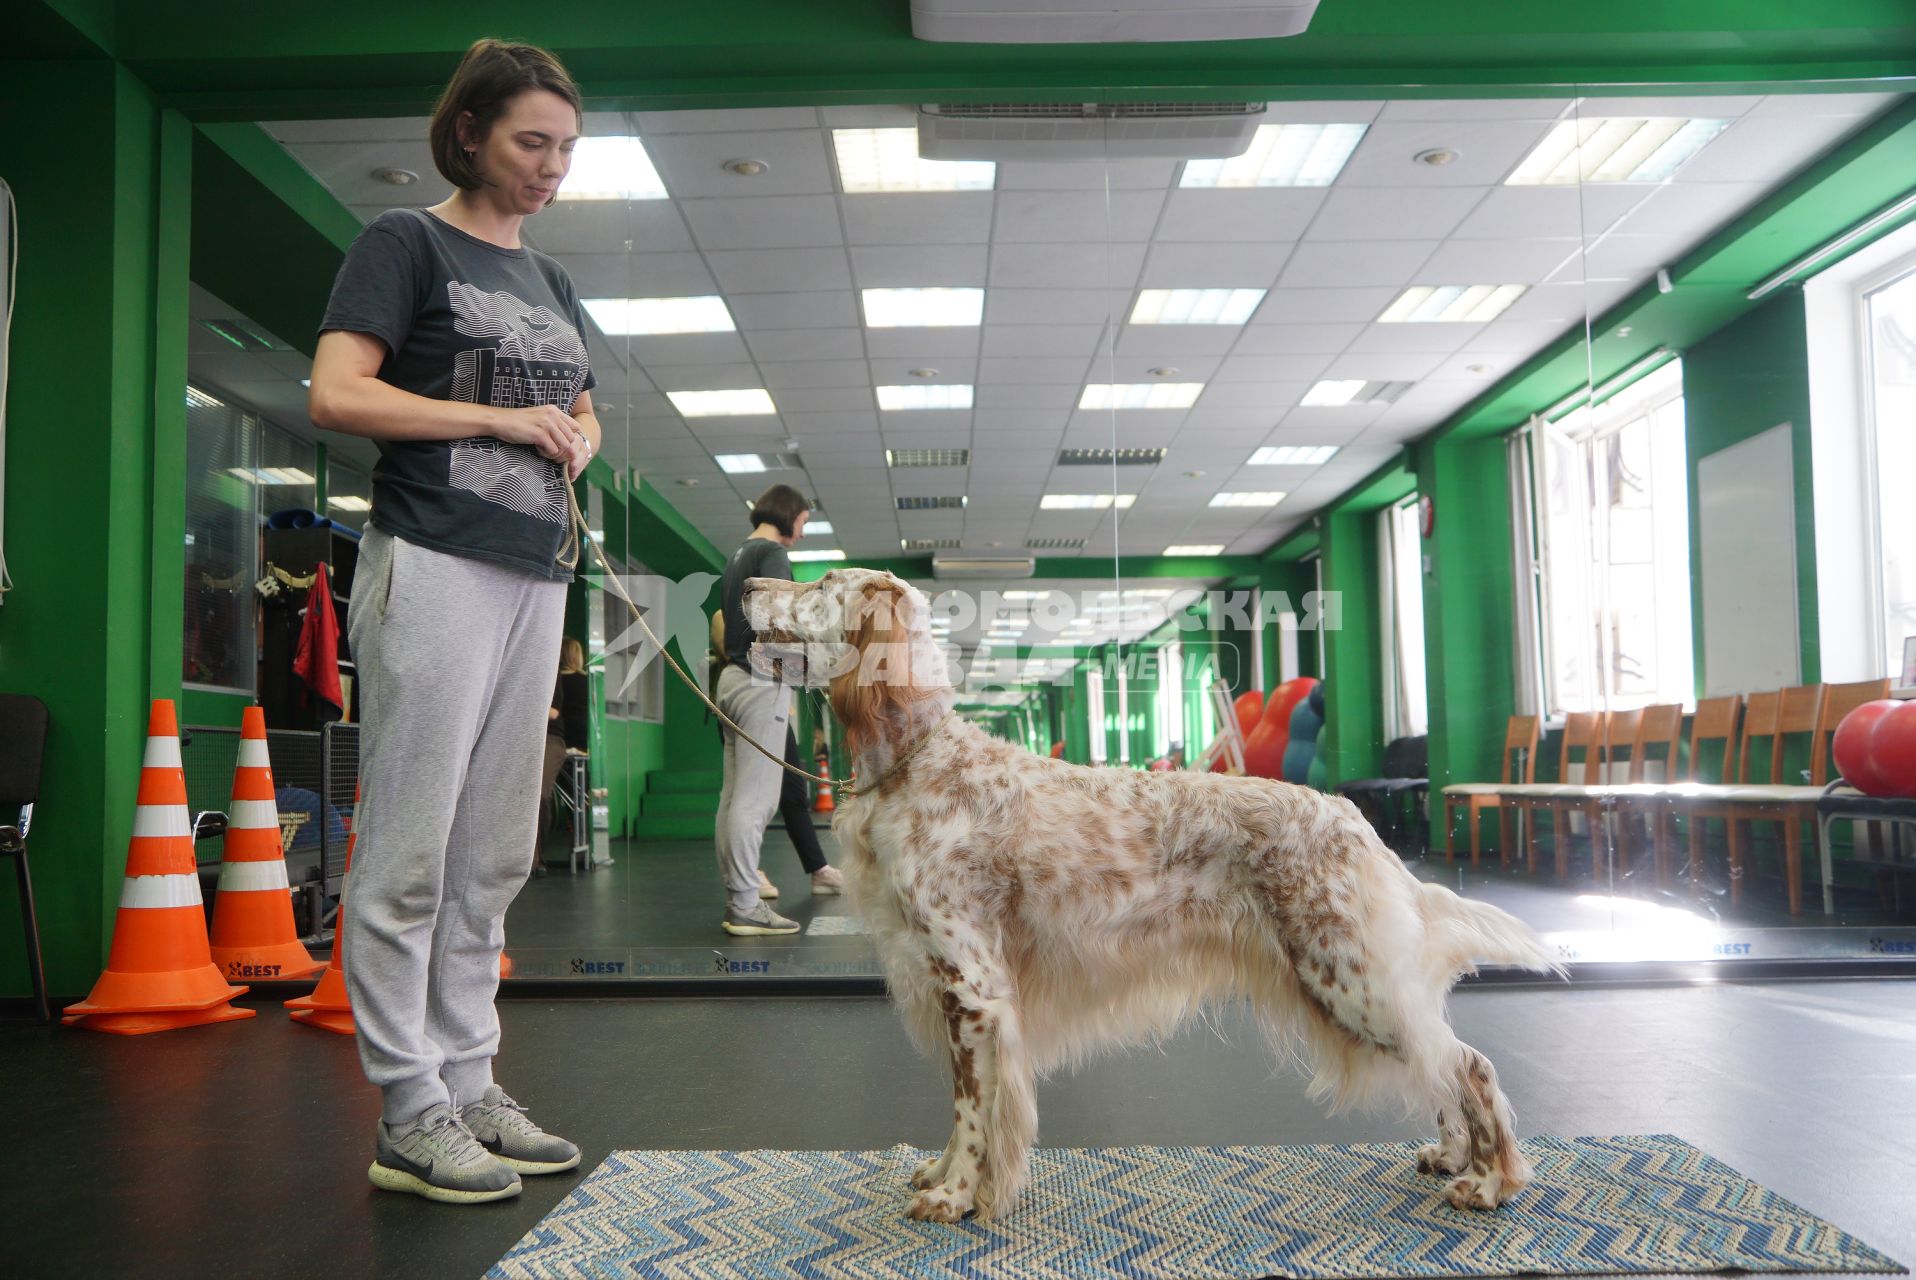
[906,948,1035,1223]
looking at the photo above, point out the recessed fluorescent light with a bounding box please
[186,387,225,410]
[1302,380,1411,406]
[1180,123,1368,188]
[1129,289,1266,325]
[802,519,833,536]
[1002,590,1050,600]
[582,296,735,336]
[667,389,777,417]
[715,454,768,474]
[862,287,984,328]
[1379,285,1526,323]
[888,448,970,467]
[1507,118,1729,186]
[1163,544,1225,556]
[1040,494,1137,510]
[789,549,847,563]
[877,384,974,411]
[327,495,372,512]
[226,467,315,486]
[1079,383,1205,411]
[1250,445,1339,465]
[1209,492,1287,507]
[561,136,669,200]
[832,128,996,193]
[299,379,311,388]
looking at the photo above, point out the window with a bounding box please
[600,554,665,725]
[1864,264,1916,677]
[183,385,257,692]
[1156,640,1184,756]
[1380,498,1428,738]
[1085,666,1107,763]
[1525,360,1695,714]
[325,458,372,533]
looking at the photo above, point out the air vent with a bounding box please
[1025,537,1086,550]
[902,537,962,552]
[888,449,970,468]
[1057,448,1166,466]
[933,553,1036,581]
[911,2,1322,45]
[918,102,1264,162]
[896,495,968,510]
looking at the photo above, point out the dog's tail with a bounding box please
[1418,881,1566,981]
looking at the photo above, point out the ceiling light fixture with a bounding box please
[1179,122,1369,188]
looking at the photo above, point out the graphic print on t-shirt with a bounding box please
[444,279,587,526]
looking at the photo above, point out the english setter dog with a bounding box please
[744,568,1560,1223]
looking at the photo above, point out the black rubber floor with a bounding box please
[4,979,1912,1279]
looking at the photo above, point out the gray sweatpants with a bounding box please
[344,526,566,1123]
[714,663,793,913]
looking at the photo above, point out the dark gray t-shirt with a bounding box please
[722,538,793,671]
[318,208,595,582]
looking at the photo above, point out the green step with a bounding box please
[648,770,724,795]
[631,814,715,841]
[643,792,720,816]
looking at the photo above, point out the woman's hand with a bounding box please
[491,404,583,461]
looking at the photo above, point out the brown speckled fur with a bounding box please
[744,569,1563,1222]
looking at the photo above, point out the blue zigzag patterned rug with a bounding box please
[490,1135,1903,1279]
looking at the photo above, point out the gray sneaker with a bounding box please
[722,902,801,936]
[460,1086,581,1175]
[368,1104,521,1204]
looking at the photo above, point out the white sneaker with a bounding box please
[811,865,844,896]
[756,867,780,899]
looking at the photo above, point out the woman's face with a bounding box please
[464,88,578,216]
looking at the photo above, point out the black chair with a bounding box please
[1338,735,1429,853]
[0,693,51,1023]
[1816,781,1916,916]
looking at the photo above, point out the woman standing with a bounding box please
[535,636,592,875]
[308,39,594,1204]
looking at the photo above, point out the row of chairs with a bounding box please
[1440,680,1897,916]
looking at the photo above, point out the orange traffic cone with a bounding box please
[210,708,322,981]
[65,700,255,1035]
[814,752,834,814]
[286,784,357,1034]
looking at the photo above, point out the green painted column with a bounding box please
[1317,510,1385,786]
[0,63,185,997]
[1419,436,1519,801]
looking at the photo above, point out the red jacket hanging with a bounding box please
[293,562,344,713]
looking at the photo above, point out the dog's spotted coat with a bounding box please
[745,569,1561,1222]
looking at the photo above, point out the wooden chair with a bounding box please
[1440,715,1539,867]
[1500,711,1605,878]
[1724,679,1889,915]
[1617,694,1743,890]
[1604,703,1685,883]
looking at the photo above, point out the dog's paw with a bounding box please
[1444,1171,1510,1211]
[1415,1142,1465,1176]
[911,1155,950,1191]
[906,1186,973,1223]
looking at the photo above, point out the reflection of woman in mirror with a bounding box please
[536,636,591,876]
[307,38,593,1205]
[709,609,845,904]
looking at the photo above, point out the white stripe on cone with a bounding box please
[120,873,204,909]
[228,798,280,830]
[132,805,192,839]
[142,735,183,769]
[236,738,271,768]
[217,860,290,893]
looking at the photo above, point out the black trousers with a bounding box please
[778,725,828,875]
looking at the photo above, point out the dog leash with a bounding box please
[564,481,956,798]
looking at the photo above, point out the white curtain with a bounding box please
[1507,424,1545,718]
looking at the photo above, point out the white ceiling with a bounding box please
[193,91,1901,609]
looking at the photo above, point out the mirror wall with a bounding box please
[180,80,1916,985]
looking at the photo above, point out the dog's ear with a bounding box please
[831,581,930,754]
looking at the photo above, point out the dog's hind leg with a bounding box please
[905,944,1036,1223]
[1434,1042,1533,1209]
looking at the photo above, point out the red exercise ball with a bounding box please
[1243,677,1317,780]
[1832,700,1898,795]
[1211,690,1269,771]
[1862,701,1916,799]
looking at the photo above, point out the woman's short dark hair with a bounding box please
[749,484,811,539]
[430,39,582,206]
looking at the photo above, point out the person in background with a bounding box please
[713,483,815,936]
[535,636,590,876]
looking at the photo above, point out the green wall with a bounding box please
[1680,291,1823,689]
